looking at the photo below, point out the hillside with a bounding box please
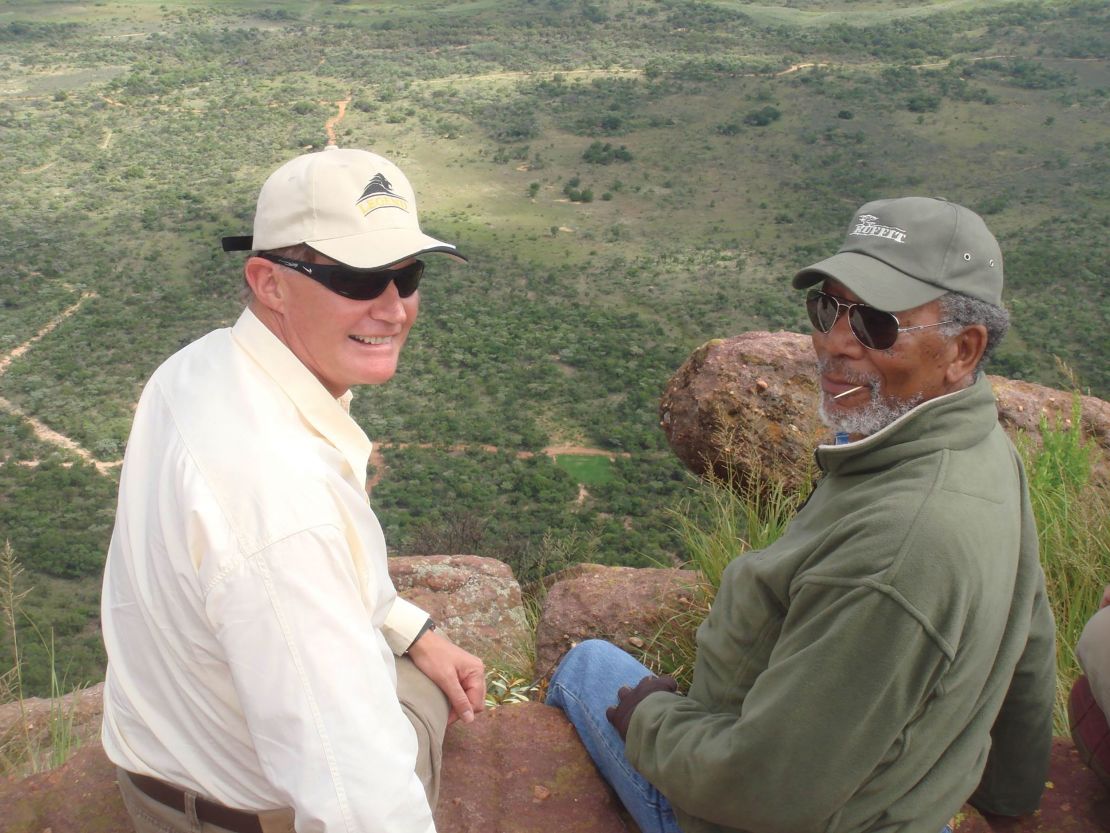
[0,0,1107,694]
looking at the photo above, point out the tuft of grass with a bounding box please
[643,463,808,690]
[0,539,33,774]
[1017,394,1109,734]
[0,540,83,777]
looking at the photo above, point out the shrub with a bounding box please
[582,141,633,165]
[743,105,781,127]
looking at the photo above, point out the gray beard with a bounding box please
[816,359,925,437]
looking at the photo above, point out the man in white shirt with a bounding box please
[101,146,485,833]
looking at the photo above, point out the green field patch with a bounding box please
[554,454,615,486]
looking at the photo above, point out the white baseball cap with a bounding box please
[222,145,465,269]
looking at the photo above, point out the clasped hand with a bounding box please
[606,674,678,740]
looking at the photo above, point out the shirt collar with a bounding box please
[814,374,998,475]
[231,307,372,485]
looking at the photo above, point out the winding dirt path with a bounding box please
[324,95,352,145]
[0,292,120,475]
[0,293,93,376]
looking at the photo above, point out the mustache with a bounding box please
[816,358,879,389]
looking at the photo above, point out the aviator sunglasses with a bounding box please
[256,253,424,301]
[805,289,951,351]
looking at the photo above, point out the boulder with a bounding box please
[534,564,699,681]
[660,332,1110,493]
[658,331,822,495]
[389,555,531,670]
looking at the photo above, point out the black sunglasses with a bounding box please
[256,253,424,301]
[805,289,951,351]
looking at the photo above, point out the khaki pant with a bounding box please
[118,656,449,833]
[1079,604,1110,718]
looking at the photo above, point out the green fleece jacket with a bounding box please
[626,375,1055,833]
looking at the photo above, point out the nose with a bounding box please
[816,305,865,359]
[367,279,409,323]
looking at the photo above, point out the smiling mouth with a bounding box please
[349,335,391,345]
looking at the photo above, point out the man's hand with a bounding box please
[606,674,678,740]
[407,629,486,725]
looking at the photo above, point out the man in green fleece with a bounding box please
[546,197,1056,833]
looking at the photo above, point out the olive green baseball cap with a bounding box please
[792,197,1003,311]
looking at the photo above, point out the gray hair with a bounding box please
[937,291,1010,371]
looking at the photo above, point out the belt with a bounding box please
[124,771,265,833]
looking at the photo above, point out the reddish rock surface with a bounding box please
[0,743,129,833]
[389,555,530,668]
[0,682,105,769]
[660,332,1110,493]
[0,703,634,833]
[534,564,699,681]
[2,730,1105,833]
[659,332,822,495]
[952,739,1110,832]
[436,701,632,833]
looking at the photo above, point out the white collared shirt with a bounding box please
[101,308,434,833]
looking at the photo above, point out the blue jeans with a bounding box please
[547,641,955,833]
[546,640,682,833]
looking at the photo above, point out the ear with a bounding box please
[244,256,285,314]
[945,323,988,386]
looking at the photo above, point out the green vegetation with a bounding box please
[644,455,812,690]
[0,0,1106,694]
[484,670,540,708]
[1,541,83,777]
[554,454,615,486]
[1020,395,1110,733]
[376,447,689,584]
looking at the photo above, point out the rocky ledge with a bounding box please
[3,557,1108,833]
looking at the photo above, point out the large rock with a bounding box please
[2,731,1104,833]
[658,332,825,495]
[389,554,531,670]
[660,332,1110,493]
[0,704,633,833]
[436,701,632,833]
[0,743,128,833]
[534,564,699,681]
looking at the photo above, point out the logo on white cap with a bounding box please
[357,173,409,217]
